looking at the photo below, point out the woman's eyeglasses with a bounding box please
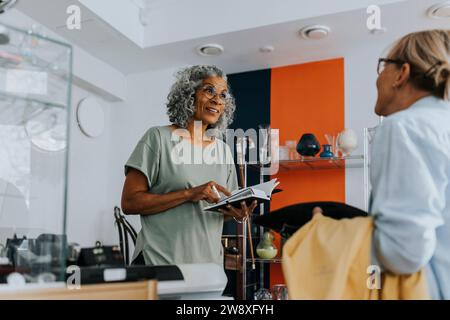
[377,58,406,75]
[200,85,231,103]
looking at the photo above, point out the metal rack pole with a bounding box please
[259,165,265,291]
[242,162,247,300]
[363,128,369,212]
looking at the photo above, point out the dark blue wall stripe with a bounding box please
[227,69,271,131]
[223,68,272,298]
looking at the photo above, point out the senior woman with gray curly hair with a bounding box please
[121,65,257,266]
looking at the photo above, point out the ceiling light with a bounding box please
[299,25,331,40]
[427,2,450,19]
[133,0,152,26]
[197,44,224,56]
[259,45,275,53]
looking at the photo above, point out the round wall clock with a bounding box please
[76,97,105,138]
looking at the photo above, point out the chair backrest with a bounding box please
[114,206,138,265]
[0,280,157,300]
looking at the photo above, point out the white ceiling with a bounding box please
[80,0,403,48]
[14,0,450,75]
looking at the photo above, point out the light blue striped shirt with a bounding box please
[370,95,450,299]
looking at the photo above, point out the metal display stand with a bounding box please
[239,127,377,299]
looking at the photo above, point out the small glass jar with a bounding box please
[278,146,289,161]
[285,140,298,160]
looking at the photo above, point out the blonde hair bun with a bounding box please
[388,30,450,100]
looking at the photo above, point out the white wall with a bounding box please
[344,41,382,211]
[65,85,117,247]
[104,67,178,245]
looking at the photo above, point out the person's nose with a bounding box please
[210,95,221,105]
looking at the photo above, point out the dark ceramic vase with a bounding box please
[296,133,321,157]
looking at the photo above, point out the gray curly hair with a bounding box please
[166,65,236,137]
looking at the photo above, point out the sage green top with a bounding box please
[124,125,239,266]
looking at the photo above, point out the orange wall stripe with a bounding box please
[269,58,346,288]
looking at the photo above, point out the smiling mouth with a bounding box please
[205,106,219,114]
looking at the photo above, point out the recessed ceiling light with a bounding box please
[259,45,275,53]
[197,44,224,56]
[427,2,450,19]
[299,25,331,40]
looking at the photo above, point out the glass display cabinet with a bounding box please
[0,22,73,283]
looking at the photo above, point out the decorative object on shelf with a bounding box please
[278,145,290,161]
[337,129,358,156]
[285,140,299,160]
[222,237,242,271]
[324,133,337,155]
[296,133,321,157]
[67,242,81,265]
[254,288,273,300]
[270,129,280,163]
[226,246,239,255]
[258,123,271,165]
[272,284,289,300]
[319,144,334,158]
[256,231,278,259]
[224,252,243,271]
[76,97,105,138]
[24,105,67,152]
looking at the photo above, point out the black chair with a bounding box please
[113,206,138,265]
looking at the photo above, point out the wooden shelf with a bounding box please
[246,258,282,264]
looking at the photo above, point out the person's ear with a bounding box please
[193,92,199,108]
[393,63,411,88]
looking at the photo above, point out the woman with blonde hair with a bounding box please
[370,30,450,299]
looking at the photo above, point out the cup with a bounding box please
[272,284,288,300]
[324,133,336,155]
[278,146,289,161]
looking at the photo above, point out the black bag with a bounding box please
[77,241,124,267]
[253,201,368,239]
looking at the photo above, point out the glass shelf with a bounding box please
[0,22,72,110]
[249,155,364,172]
[0,90,66,109]
[247,258,282,264]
